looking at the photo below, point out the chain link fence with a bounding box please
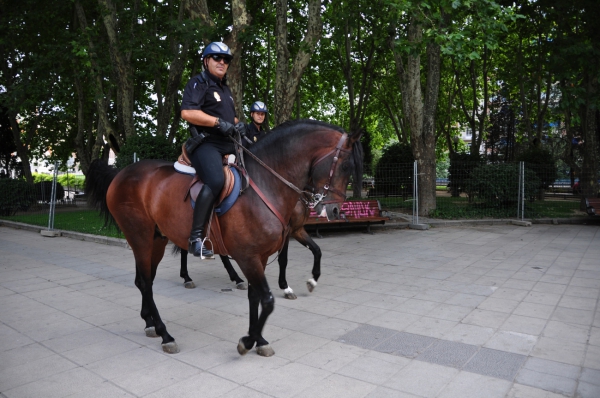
[0,160,595,237]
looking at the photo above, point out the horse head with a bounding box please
[309,130,363,221]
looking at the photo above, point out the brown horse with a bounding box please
[86,120,362,356]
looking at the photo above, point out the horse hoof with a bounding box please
[306,278,317,293]
[145,327,158,338]
[283,287,297,300]
[256,344,275,357]
[162,341,179,354]
[237,338,249,356]
[284,292,297,300]
[236,282,248,290]
[184,281,196,289]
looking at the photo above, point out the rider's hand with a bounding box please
[215,118,235,136]
[235,122,247,137]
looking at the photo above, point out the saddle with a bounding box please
[176,145,240,256]
[178,144,236,206]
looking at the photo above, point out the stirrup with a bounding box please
[200,237,214,260]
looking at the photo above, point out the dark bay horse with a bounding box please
[178,201,320,300]
[86,120,362,356]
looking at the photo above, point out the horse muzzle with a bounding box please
[314,202,341,221]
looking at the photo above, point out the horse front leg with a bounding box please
[179,249,195,289]
[277,237,297,299]
[237,277,275,357]
[294,227,321,293]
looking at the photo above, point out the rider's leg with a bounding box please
[189,185,215,257]
[189,144,225,258]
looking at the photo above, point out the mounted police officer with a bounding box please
[242,101,268,148]
[180,42,241,258]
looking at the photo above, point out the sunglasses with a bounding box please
[210,55,231,65]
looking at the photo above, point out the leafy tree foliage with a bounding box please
[114,134,179,170]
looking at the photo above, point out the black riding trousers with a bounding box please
[189,140,235,194]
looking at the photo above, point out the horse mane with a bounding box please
[250,119,346,152]
[250,118,364,184]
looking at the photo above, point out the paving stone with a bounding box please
[337,324,398,349]
[437,371,512,398]
[463,348,526,381]
[580,367,600,386]
[515,369,577,396]
[417,340,478,368]
[373,331,435,358]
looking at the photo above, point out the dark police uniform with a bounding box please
[243,122,267,148]
[180,71,236,194]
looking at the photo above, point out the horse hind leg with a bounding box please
[133,234,179,353]
[179,249,195,289]
[220,255,247,290]
[277,237,296,300]
[294,228,321,293]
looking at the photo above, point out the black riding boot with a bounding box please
[189,185,216,258]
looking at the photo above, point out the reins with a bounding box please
[229,132,349,209]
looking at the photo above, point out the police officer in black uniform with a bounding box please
[181,42,241,258]
[243,101,268,148]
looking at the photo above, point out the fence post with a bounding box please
[133,152,137,163]
[409,160,429,230]
[41,161,61,237]
[521,162,525,220]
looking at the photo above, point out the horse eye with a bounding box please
[341,162,351,172]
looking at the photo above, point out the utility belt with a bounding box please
[184,125,208,154]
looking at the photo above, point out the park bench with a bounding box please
[304,199,390,237]
[585,197,600,216]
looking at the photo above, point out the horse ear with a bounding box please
[348,129,363,145]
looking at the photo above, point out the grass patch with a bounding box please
[1,210,121,238]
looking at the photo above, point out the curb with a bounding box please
[1,216,597,245]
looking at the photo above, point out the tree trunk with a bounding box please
[225,0,251,122]
[75,1,120,158]
[390,15,440,216]
[8,116,33,183]
[580,68,599,209]
[274,0,322,125]
[98,0,135,142]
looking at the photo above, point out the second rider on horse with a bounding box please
[180,42,242,258]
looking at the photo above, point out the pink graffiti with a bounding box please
[309,201,380,219]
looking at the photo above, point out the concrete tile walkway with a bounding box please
[0,223,599,397]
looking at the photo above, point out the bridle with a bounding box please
[231,132,350,211]
[303,133,350,208]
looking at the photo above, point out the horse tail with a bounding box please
[85,159,120,231]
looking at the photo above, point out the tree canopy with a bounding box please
[1,0,598,212]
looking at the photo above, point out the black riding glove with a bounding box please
[235,122,248,137]
[215,118,235,137]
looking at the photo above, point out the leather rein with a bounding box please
[230,132,349,226]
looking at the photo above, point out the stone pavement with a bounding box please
[0,223,599,398]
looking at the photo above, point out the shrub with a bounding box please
[0,179,36,216]
[115,134,179,170]
[516,147,558,190]
[464,163,540,206]
[373,142,414,197]
[448,152,484,197]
